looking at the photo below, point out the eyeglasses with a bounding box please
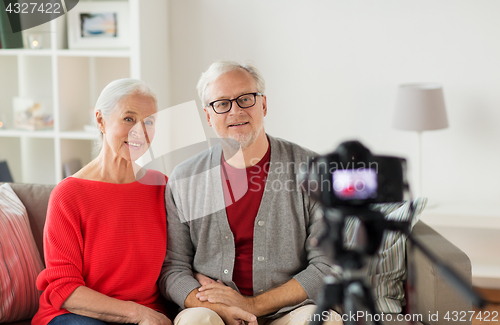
[206,92,263,114]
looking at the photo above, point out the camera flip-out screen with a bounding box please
[332,169,378,201]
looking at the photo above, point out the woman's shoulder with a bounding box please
[46,177,92,220]
[137,168,168,186]
[49,177,89,201]
[52,176,83,191]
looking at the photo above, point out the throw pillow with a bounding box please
[0,183,44,322]
[343,197,427,313]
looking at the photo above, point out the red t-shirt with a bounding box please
[33,170,168,325]
[221,145,271,296]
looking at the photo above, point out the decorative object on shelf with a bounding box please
[67,1,129,50]
[392,83,449,198]
[27,33,43,49]
[63,159,82,178]
[0,161,14,182]
[13,97,53,131]
[0,0,24,49]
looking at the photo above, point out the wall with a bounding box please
[167,0,500,205]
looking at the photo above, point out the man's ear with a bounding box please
[204,106,212,127]
[262,95,268,117]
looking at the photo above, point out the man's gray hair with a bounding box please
[93,78,157,151]
[197,60,266,105]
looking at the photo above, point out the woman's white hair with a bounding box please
[93,78,157,152]
[196,60,266,105]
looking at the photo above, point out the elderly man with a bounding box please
[159,61,342,325]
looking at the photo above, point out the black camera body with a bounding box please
[301,141,406,208]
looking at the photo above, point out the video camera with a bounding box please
[300,140,406,208]
[299,140,486,325]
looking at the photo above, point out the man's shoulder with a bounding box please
[268,134,317,162]
[169,146,218,180]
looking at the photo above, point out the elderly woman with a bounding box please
[33,79,172,325]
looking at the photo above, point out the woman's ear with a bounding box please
[96,110,105,134]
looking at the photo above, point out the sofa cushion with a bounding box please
[0,184,45,323]
[9,183,54,265]
[2,320,32,325]
[343,197,427,314]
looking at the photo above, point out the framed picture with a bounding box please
[67,1,129,50]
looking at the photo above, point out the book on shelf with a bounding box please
[0,0,23,49]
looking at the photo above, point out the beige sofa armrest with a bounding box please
[408,220,472,325]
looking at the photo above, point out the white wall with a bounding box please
[167,0,500,205]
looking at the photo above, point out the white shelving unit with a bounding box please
[0,0,170,184]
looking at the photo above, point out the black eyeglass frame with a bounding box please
[206,92,263,114]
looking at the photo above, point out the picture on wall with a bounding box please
[80,12,117,38]
[68,1,129,50]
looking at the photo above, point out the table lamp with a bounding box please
[392,83,449,198]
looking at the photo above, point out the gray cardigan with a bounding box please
[159,135,332,317]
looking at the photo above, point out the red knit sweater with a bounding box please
[33,170,168,325]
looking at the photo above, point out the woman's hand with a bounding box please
[196,282,255,315]
[194,272,217,286]
[133,303,172,325]
[62,287,171,324]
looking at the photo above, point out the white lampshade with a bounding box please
[393,83,449,131]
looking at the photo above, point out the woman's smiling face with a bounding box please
[101,93,157,162]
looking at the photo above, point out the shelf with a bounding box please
[59,131,99,140]
[0,129,98,140]
[0,0,169,184]
[0,49,53,56]
[0,129,55,138]
[0,49,131,58]
[55,49,131,58]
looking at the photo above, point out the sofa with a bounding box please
[1,182,473,325]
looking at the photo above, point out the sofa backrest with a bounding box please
[7,183,55,265]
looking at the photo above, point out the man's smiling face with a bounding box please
[204,68,267,149]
